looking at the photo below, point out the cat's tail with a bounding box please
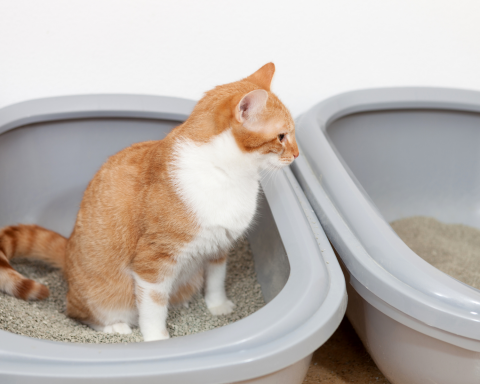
[0,224,67,300]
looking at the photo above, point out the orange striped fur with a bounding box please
[0,225,66,300]
[0,63,299,341]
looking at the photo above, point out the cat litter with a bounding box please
[0,238,264,343]
[0,94,346,384]
[391,216,480,290]
[293,87,480,384]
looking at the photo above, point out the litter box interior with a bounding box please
[326,108,480,289]
[0,116,290,342]
[326,108,480,228]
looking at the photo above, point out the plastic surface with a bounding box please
[0,95,346,383]
[292,87,480,383]
[345,273,480,384]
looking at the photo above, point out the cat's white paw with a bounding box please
[142,329,170,342]
[208,300,235,316]
[103,323,132,335]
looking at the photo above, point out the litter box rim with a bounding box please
[292,86,480,349]
[0,94,347,383]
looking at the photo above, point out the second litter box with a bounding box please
[292,87,480,384]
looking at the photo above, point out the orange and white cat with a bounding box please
[0,63,299,341]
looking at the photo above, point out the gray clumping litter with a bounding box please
[0,237,264,343]
[391,216,480,290]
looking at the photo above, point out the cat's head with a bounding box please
[232,63,298,169]
[193,63,299,169]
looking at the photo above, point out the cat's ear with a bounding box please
[235,89,268,127]
[245,63,275,91]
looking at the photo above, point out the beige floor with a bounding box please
[304,317,390,384]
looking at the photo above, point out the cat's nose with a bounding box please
[293,151,299,159]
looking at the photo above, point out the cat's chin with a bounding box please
[270,159,294,168]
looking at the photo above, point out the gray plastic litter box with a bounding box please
[292,87,480,384]
[0,95,346,383]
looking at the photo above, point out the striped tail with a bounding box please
[0,224,67,300]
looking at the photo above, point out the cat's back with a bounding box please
[82,139,167,208]
[72,135,192,244]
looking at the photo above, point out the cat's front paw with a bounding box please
[207,300,235,316]
[142,329,170,342]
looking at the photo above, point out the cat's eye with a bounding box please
[278,133,286,143]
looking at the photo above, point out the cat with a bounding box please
[0,63,299,342]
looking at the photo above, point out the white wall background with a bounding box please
[0,0,479,117]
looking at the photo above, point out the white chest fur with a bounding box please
[172,130,260,256]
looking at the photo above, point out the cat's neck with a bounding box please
[172,129,261,181]
[171,129,261,231]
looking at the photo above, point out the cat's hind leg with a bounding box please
[91,323,133,335]
[170,268,204,307]
[205,253,235,315]
[66,291,136,335]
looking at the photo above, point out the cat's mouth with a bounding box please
[280,157,295,165]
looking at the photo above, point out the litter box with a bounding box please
[0,94,346,383]
[292,87,480,384]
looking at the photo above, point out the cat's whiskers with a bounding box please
[260,163,281,188]
[259,164,274,184]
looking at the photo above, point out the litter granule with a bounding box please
[0,237,265,343]
[391,216,480,290]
